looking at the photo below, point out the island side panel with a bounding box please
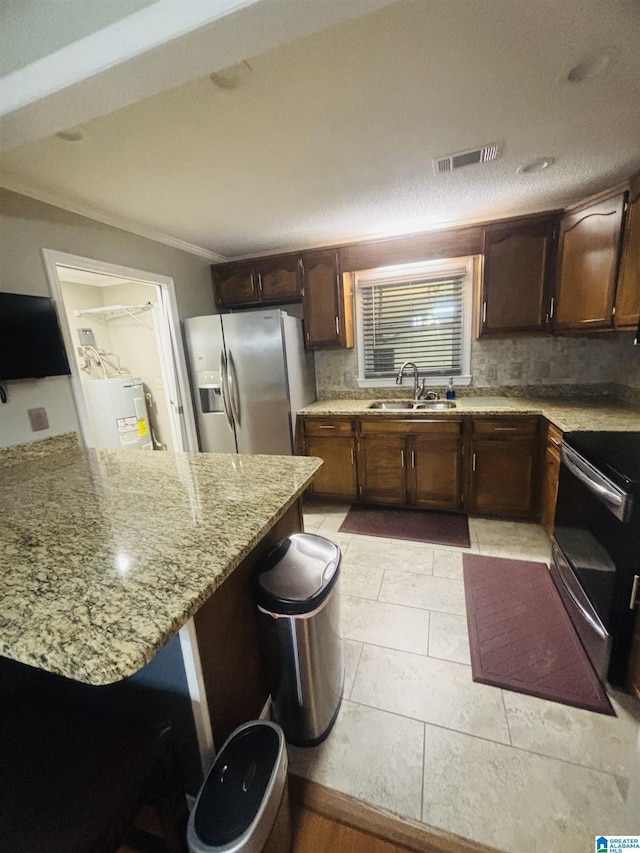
[193,499,304,747]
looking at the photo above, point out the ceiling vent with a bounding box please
[433,143,501,175]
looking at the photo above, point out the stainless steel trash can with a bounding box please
[255,533,344,746]
[187,720,290,853]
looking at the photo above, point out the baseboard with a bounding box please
[288,774,499,853]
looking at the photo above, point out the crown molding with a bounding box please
[0,176,227,263]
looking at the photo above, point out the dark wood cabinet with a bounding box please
[213,263,259,308]
[358,433,407,505]
[301,250,354,349]
[614,174,640,330]
[213,254,303,308]
[480,216,557,335]
[302,419,357,499]
[629,608,640,700]
[469,418,540,518]
[540,422,563,537]
[554,192,627,331]
[357,418,463,509]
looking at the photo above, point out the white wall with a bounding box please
[0,188,214,447]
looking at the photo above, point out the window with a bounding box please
[355,257,475,387]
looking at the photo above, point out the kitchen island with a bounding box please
[0,433,321,783]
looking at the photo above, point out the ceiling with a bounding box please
[1,0,639,261]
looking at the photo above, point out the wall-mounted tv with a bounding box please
[0,292,71,381]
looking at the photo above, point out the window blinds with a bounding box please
[360,274,465,379]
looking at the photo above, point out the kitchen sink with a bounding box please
[368,400,456,410]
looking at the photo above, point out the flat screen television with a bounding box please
[0,292,71,381]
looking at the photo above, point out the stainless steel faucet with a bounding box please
[395,361,425,399]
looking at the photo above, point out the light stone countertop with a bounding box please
[298,397,640,432]
[0,435,321,686]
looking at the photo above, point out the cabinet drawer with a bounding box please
[473,417,539,437]
[547,422,563,451]
[303,418,355,436]
[359,418,462,436]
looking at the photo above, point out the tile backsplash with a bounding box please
[315,332,640,400]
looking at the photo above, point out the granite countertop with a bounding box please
[0,435,321,686]
[298,397,640,432]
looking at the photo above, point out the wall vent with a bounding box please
[434,143,501,175]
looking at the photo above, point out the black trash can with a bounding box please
[186,721,290,853]
[255,533,344,746]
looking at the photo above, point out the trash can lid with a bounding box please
[254,533,341,616]
[189,721,286,851]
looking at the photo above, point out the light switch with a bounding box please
[28,407,49,431]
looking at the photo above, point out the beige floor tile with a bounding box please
[288,700,424,820]
[302,513,326,532]
[351,645,510,744]
[428,611,471,665]
[471,518,552,563]
[379,569,466,615]
[342,595,430,656]
[343,638,363,699]
[503,687,640,778]
[315,510,351,535]
[344,536,434,575]
[432,549,464,579]
[476,540,552,564]
[421,724,630,853]
[339,562,384,600]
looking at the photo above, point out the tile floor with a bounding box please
[288,502,640,853]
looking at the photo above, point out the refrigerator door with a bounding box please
[184,316,237,453]
[221,310,294,455]
[281,313,316,440]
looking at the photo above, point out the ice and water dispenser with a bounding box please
[197,370,224,414]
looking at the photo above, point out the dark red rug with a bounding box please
[463,554,614,715]
[338,505,470,548]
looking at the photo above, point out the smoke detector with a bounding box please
[433,143,501,175]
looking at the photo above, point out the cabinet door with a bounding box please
[629,608,640,699]
[614,176,640,329]
[302,250,352,349]
[540,425,562,537]
[256,255,302,303]
[304,435,357,499]
[410,435,463,510]
[470,437,538,518]
[359,435,407,504]
[214,264,258,307]
[555,193,626,330]
[480,217,557,335]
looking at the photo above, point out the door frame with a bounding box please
[41,248,198,452]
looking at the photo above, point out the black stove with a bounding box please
[563,431,640,496]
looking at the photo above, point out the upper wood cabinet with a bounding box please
[614,173,640,330]
[554,191,627,331]
[213,254,303,309]
[301,250,354,349]
[479,216,557,336]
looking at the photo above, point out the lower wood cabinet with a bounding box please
[357,419,464,510]
[540,422,563,537]
[302,418,357,499]
[468,418,540,518]
[301,414,541,518]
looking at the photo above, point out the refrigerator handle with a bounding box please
[226,349,242,428]
[219,350,235,432]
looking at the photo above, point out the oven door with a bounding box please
[553,442,638,684]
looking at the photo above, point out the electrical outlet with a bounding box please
[28,407,49,431]
[153,378,164,391]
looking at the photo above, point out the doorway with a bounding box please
[42,249,198,452]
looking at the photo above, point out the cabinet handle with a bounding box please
[494,427,518,431]
[257,273,263,293]
[411,450,416,468]
[350,448,355,465]
[401,449,405,467]
[335,317,340,336]
[250,275,256,292]
[482,302,487,324]
[550,437,561,448]
[472,452,476,472]
[549,296,555,319]
[630,575,639,610]
[318,425,336,429]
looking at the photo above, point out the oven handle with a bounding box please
[561,445,625,510]
[553,550,608,640]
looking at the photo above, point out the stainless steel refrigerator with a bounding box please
[183,309,316,454]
